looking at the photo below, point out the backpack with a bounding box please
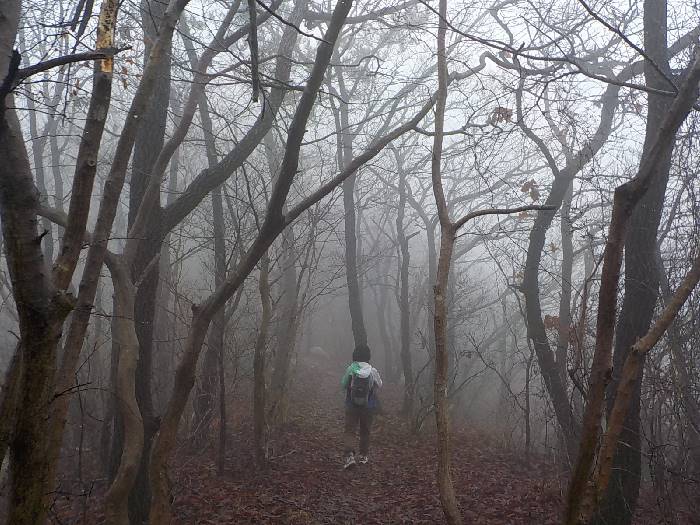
[350,373,372,407]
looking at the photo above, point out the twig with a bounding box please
[255,0,329,43]
[576,0,677,93]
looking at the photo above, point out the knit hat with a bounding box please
[352,343,371,362]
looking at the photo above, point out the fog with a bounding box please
[1,0,699,523]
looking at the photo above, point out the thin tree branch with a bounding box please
[255,0,329,43]
[305,0,419,24]
[454,205,556,231]
[418,0,684,97]
[15,46,130,83]
[576,0,677,93]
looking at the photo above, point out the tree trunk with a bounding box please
[0,344,21,471]
[594,3,675,523]
[372,257,395,381]
[564,43,700,525]
[396,157,414,416]
[103,256,144,525]
[430,1,462,521]
[11,0,122,512]
[148,4,354,519]
[517,54,626,464]
[106,301,123,481]
[343,178,367,348]
[0,99,70,524]
[556,182,574,380]
[267,227,299,426]
[254,256,272,467]
[265,132,300,427]
[121,0,172,520]
[433,225,462,525]
[424,219,437,361]
[4,0,187,519]
[189,72,224,446]
[217,318,227,475]
[152,87,182,411]
[46,0,188,511]
[524,347,533,459]
[419,217,438,402]
[211,177,227,463]
[521,196,580,460]
[581,252,700,524]
[334,74,367,348]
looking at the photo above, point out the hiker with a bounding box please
[341,343,382,469]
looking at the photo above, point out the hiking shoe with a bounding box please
[343,453,356,469]
[357,455,368,464]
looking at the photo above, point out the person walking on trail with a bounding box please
[341,343,382,469]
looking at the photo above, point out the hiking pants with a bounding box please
[343,405,373,455]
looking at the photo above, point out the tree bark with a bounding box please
[45,0,190,508]
[265,133,299,427]
[207,185,227,454]
[18,0,122,508]
[343,176,368,347]
[430,2,461,521]
[103,256,144,525]
[106,298,123,481]
[594,2,675,522]
[0,344,21,472]
[267,229,299,426]
[335,78,368,347]
[556,182,574,380]
[0,102,70,524]
[565,44,700,525]
[433,226,462,525]
[148,3,354,520]
[396,155,415,416]
[579,252,700,524]
[120,0,173,519]
[0,18,79,504]
[217,318,227,474]
[253,256,272,467]
[187,60,224,446]
[372,256,396,381]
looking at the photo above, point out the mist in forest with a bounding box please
[1,0,700,523]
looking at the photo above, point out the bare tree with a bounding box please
[428,2,555,522]
[565,45,700,525]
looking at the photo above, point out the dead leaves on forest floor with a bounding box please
[171,366,563,524]
[50,362,683,523]
[172,428,562,524]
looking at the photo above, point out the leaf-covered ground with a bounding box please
[50,357,683,523]
[170,362,564,524]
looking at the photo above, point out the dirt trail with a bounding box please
[171,359,562,524]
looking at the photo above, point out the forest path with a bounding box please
[171,358,561,524]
